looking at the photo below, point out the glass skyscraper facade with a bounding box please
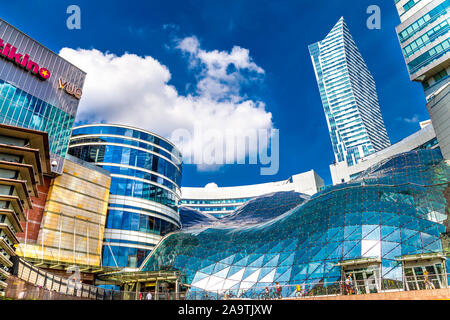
[395,0,449,97]
[0,18,86,174]
[309,18,391,167]
[394,0,450,162]
[140,149,450,299]
[68,124,182,268]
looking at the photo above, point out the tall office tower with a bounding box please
[394,0,450,160]
[309,17,391,167]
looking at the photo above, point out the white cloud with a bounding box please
[59,37,273,170]
[176,36,265,101]
[402,114,420,124]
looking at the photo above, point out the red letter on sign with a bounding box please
[26,60,40,74]
[21,54,29,68]
[2,43,11,57]
[7,47,23,64]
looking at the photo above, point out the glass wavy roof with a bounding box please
[141,149,450,299]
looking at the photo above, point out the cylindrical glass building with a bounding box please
[68,124,182,268]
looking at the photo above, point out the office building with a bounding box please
[0,18,86,174]
[0,124,50,292]
[180,171,324,218]
[309,17,391,167]
[68,124,183,268]
[394,0,450,160]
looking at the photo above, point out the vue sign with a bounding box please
[58,78,82,99]
[0,38,51,80]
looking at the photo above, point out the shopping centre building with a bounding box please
[140,149,450,299]
[180,171,324,218]
[68,124,183,268]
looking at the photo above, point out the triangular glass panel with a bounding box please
[213,266,230,279]
[213,262,228,274]
[327,227,344,243]
[248,255,265,268]
[344,225,361,241]
[199,263,215,275]
[362,211,380,225]
[362,225,380,240]
[401,228,417,242]
[191,276,211,290]
[279,252,295,266]
[404,232,421,247]
[275,268,291,282]
[191,271,210,284]
[424,239,442,252]
[219,254,235,266]
[243,267,258,280]
[259,269,277,283]
[242,269,261,283]
[381,241,401,260]
[380,212,399,227]
[228,268,245,281]
[343,242,361,259]
[265,254,281,267]
[234,255,249,267]
[401,244,422,255]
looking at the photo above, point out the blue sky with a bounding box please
[2,0,429,187]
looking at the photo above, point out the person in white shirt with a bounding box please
[146,292,153,300]
[344,274,354,294]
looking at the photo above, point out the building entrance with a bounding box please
[343,265,380,294]
[338,258,381,295]
[401,253,447,291]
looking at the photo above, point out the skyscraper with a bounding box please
[394,0,449,160]
[309,17,391,167]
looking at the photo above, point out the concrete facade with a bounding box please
[180,170,324,217]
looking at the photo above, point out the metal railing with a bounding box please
[5,255,449,300]
[186,274,449,300]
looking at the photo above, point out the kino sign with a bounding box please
[0,38,51,80]
[58,78,82,100]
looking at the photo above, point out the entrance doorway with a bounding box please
[343,265,381,294]
[404,263,446,290]
[401,253,447,291]
[337,258,381,295]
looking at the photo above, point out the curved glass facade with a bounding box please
[140,149,450,299]
[68,124,182,268]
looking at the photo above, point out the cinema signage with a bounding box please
[0,38,51,80]
[58,78,82,100]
